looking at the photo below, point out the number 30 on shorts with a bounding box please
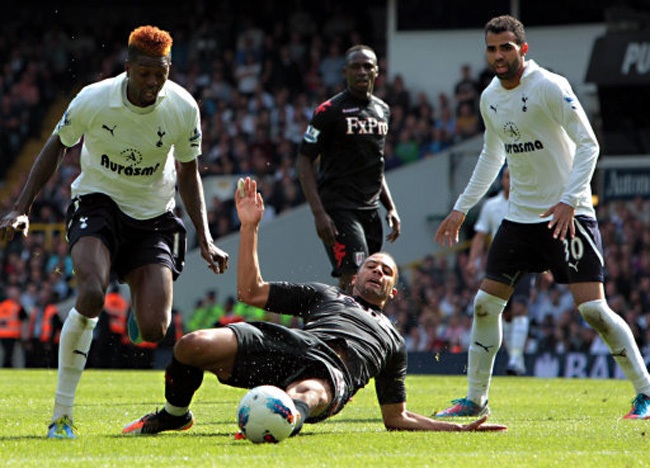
[563,237,584,263]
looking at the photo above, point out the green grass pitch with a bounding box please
[1,369,648,467]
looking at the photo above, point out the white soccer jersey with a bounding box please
[454,60,598,223]
[474,191,508,238]
[54,72,202,219]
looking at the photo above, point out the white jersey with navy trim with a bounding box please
[454,60,598,223]
[54,72,202,220]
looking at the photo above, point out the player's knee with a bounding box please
[174,328,235,369]
[140,322,167,343]
[473,289,508,322]
[174,330,206,364]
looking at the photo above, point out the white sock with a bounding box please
[467,290,508,406]
[579,299,650,396]
[164,403,190,416]
[52,308,98,422]
[508,316,529,368]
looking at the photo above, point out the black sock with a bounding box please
[291,399,310,437]
[164,356,204,408]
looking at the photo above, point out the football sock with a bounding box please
[579,299,650,396]
[508,315,529,369]
[164,356,204,408]
[467,290,508,406]
[52,308,98,422]
[290,399,310,437]
[164,403,190,417]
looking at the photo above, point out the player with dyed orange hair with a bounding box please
[128,25,173,57]
[0,25,230,439]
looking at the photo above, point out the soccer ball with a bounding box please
[236,385,298,443]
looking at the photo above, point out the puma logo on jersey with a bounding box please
[490,104,497,113]
[79,217,88,229]
[102,124,116,136]
[568,261,579,272]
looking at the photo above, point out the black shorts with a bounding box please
[65,193,187,281]
[486,216,605,286]
[225,321,352,423]
[324,209,382,278]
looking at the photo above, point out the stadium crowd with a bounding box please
[1,3,649,369]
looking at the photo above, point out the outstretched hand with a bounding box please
[235,177,265,227]
[461,415,507,432]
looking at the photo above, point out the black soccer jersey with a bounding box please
[300,89,390,211]
[265,281,407,405]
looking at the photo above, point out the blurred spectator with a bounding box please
[455,101,480,140]
[434,105,457,147]
[319,42,346,93]
[234,51,262,98]
[453,63,480,112]
[0,285,29,368]
[24,285,61,368]
[91,284,129,369]
[386,74,411,110]
[394,127,420,165]
[187,290,225,332]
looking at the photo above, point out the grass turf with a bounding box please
[1,369,648,467]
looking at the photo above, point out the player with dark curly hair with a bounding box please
[0,25,230,439]
[434,15,650,420]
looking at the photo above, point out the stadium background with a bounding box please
[1,0,649,376]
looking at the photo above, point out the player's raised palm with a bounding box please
[235,177,265,227]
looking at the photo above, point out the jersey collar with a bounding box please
[352,295,382,312]
[111,72,168,113]
[520,59,539,83]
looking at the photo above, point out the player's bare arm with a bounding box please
[297,153,338,246]
[380,177,400,243]
[540,201,576,241]
[177,159,229,274]
[0,135,67,242]
[235,177,270,308]
[434,210,466,248]
[380,402,506,432]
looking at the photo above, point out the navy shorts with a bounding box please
[65,193,187,281]
[225,321,352,423]
[486,216,605,286]
[324,209,382,278]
